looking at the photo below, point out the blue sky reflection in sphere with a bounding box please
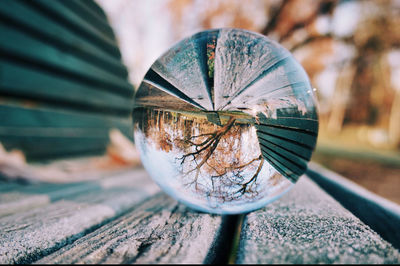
[133,28,318,214]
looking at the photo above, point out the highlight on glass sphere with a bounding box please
[133,28,318,214]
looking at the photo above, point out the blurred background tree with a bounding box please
[96,0,400,203]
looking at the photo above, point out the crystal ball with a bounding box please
[133,28,318,214]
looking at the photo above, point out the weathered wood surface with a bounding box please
[236,175,400,264]
[307,162,400,250]
[0,169,139,218]
[0,166,231,264]
[151,35,213,110]
[0,169,160,264]
[214,28,289,110]
[2,165,400,264]
[36,193,228,264]
[0,181,97,218]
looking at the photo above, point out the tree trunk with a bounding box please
[327,62,356,133]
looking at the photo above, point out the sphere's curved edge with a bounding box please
[144,152,297,215]
[133,28,319,214]
[166,181,296,215]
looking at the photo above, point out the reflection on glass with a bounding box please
[133,28,318,214]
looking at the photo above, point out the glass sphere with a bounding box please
[133,28,318,214]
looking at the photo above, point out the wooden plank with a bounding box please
[236,175,400,264]
[0,137,109,159]
[0,0,133,160]
[0,0,127,78]
[0,104,131,130]
[257,116,319,134]
[60,0,115,39]
[150,33,214,110]
[0,60,132,114]
[257,131,312,160]
[0,181,101,218]
[0,169,152,218]
[80,0,108,19]
[36,193,228,264]
[214,28,289,110]
[0,104,132,159]
[0,168,160,264]
[26,0,121,58]
[255,124,317,149]
[0,182,22,192]
[0,23,132,96]
[307,162,400,250]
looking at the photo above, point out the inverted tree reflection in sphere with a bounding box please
[133,28,318,214]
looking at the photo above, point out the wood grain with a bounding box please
[0,169,160,264]
[37,193,226,264]
[214,29,288,110]
[236,175,400,264]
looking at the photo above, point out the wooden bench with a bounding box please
[0,0,133,160]
[0,163,400,264]
[1,1,400,264]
